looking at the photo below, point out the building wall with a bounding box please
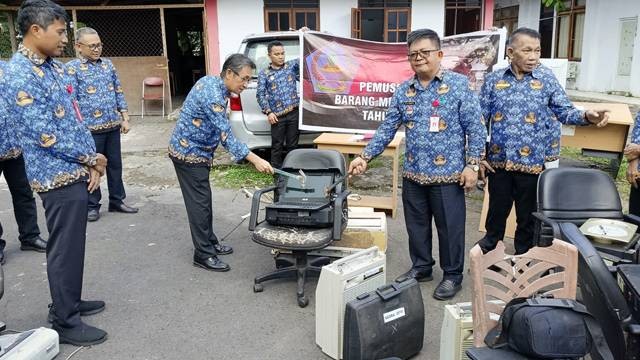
[577,0,640,96]
[216,0,264,69]
[517,0,540,30]
[320,0,357,38]
[411,0,445,36]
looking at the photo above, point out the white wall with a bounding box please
[576,0,640,96]
[517,0,541,30]
[320,0,357,38]
[216,0,264,63]
[411,0,445,37]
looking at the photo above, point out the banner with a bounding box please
[299,29,507,133]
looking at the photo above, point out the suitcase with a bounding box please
[0,327,59,359]
[343,277,424,360]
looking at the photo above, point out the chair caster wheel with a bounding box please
[297,296,308,307]
[253,283,263,293]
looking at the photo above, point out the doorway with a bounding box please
[164,8,206,104]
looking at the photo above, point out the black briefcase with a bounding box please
[343,277,424,360]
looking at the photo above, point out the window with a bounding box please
[445,0,483,36]
[351,0,411,42]
[539,4,555,58]
[244,38,299,77]
[493,5,519,36]
[555,0,585,60]
[264,0,319,32]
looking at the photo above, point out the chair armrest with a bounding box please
[532,212,561,240]
[627,324,640,335]
[332,190,351,240]
[248,186,277,231]
[623,214,640,227]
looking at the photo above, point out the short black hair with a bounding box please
[220,53,256,76]
[407,29,441,49]
[267,40,284,54]
[17,0,68,36]
[508,27,541,46]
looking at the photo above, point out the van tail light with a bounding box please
[229,95,242,111]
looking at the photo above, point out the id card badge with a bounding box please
[429,116,440,132]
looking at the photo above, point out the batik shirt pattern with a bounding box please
[5,44,97,192]
[0,61,22,161]
[256,59,300,117]
[66,57,128,133]
[168,76,249,167]
[631,112,640,171]
[362,70,487,185]
[481,65,588,174]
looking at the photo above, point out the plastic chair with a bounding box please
[141,77,165,118]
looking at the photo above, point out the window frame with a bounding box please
[554,0,585,61]
[263,4,319,32]
[444,0,484,36]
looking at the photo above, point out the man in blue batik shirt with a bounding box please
[169,54,273,272]
[5,0,109,346]
[349,29,487,301]
[477,28,609,255]
[624,112,640,216]
[256,39,301,169]
[67,27,137,222]
[0,60,47,264]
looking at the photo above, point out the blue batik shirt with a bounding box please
[545,113,562,163]
[168,76,249,166]
[0,61,22,161]
[5,44,98,193]
[361,70,487,185]
[631,112,640,170]
[66,57,128,133]
[256,59,299,117]
[481,65,588,174]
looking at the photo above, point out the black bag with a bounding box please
[485,297,613,359]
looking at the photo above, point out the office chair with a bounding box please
[533,167,640,264]
[141,77,165,118]
[248,149,350,307]
[558,222,640,360]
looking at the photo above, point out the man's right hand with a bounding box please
[95,153,107,167]
[267,113,278,125]
[348,157,368,176]
[628,160,639,188]
[87,167,102,193]
[479,159,495,181]
[246,152,274,174]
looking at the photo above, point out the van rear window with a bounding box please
[244,39,300,76]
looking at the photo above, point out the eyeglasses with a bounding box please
[407,48,440,61]
[232,70,252,83]
[78,42,103,51]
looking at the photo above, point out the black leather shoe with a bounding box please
[433,279,462,300]
[88,209,100,222]
[213,243,233,255]
[0,242,5,265]
[48,300,106,323]
[20,236,47,253]
[52,321,107,346]
[193,256,230,272]
[108,203,139,214]
[396,269,433,283]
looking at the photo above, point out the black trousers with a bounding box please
[0,155,40,245]
[89,129,125,210]
[402,179,465,284]
[630,185,640,217]
[172,160,221,259]
[39,182,88,328]
[479,169,539,255]
[270,108,299,169]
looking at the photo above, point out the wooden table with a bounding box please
[314,132,403,218]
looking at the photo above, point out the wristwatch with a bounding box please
[467,164,480,172]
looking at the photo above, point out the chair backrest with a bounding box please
[537,168,623,222]
[558,222,633,360]
[469,240,578,347]
[143,77,164,87]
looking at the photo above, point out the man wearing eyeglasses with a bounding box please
[477,27,610,255]
[67,27,137,222]
[349,29,487,301]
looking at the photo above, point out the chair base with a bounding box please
[253,251,330,308]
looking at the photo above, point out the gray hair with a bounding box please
[220,53,255,76]
[75,27,98,42]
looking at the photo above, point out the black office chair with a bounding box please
[248,149,350,308]
[533,167,640,264]
[558,222,640,360]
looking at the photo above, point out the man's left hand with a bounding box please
[459,167,478,193]
[585,109,610,127]
[121,112,131,134]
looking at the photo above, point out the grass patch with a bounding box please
[210,163,274,189]
[560,146,631,199]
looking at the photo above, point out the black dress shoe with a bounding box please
[88,209,100,222]
[48,300,106,323]
[193,256,230,272]
[0,243,5,265]
[433,279,462,300]
[52,321,107,346]
[213,243,233,255]
[108,203,139,213]
[20,236,47,253]
[396,268,433,283]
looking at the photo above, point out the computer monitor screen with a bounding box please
[279,171,335,201]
